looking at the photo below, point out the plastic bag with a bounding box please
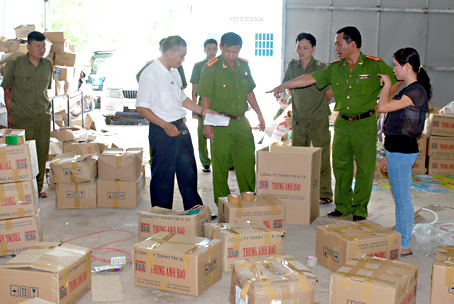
[439,101,454,115]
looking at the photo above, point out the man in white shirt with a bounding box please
[136,35,216,210]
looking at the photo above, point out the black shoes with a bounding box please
[327,209,343,217]
[353,215,366,221]
[211,214,217,221]
[203,165,211,172]
[229,167,235,171]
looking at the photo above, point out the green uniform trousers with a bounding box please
[292,116,332,200]
[332,114,377,218]
[13,114,51,192]
[197,115,211,167]
[211,118,255,205]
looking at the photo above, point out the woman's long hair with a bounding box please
[394,47,432,100]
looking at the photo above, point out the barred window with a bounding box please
[255,33,273,57]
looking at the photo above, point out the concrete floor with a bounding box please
[1,118,454,304]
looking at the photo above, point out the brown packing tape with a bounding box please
[15,181,25,203]
[211,224,241,249]
[5,220,12,231]
[235,201,244,219]
[241,192,255,201]
[444,248,454,287]
[74,183,80,209]
[71,161,77,183]
[0,184,4,205]
[264,231,271,245]
[85,251,91,278]
[12,169,20,182]
[73,292,77,303]
[263,196,278,213]
[261,280,275,299]
[0,147,7,170]
[146,233,177,268]
[1,242,7,256]
[160,281,167,291]
[113,181,120,208]
[228,194,240,204]
[17,208,25,218]
[115,153,123,169]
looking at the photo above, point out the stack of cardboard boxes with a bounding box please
[0,139,42,256]
[426,114,454,175]
[0,24,35,75]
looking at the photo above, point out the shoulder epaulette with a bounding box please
[366,55,381,62]
[194,60,204,66]
[290,59,298,63]
[12,57,18,61]
[206,58,219,67]
[238,57,248,63]
[329,59,341,64]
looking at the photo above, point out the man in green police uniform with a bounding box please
[268,26,401,221]
[1,31,53,198]
[280,32,333,205]
[196,32,265,205]
[190,38,218,173]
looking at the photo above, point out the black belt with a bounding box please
[172,118,186,124]
[340,110,375,122]
[220,113,245,121]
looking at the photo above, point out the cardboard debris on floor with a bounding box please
[430,245,454,304]
[315,220,401,272]
[330,254,418,304]
[0,242,91,304]
[230,255,317,304]
[138,205,211,241]
[133,232,223,296]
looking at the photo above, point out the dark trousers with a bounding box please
[148,120,202,210]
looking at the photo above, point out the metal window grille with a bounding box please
[255,33,273,57]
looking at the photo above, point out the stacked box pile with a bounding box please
[425,114,454,175]
[97,148,143,208]
[330,254,419,304]
[0,242,91,304]
[0,140,42,256]
[50,154,98,209]
[218,192,286,232]
[430,245,454,303]
[230,255,317,304]
[133,232,223,296]
[204,221,284,272]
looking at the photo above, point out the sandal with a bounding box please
[319,198,333,205]
[38,192,47,198]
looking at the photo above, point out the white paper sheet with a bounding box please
[204,113,230,126]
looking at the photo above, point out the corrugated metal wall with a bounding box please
[282,0,454,108]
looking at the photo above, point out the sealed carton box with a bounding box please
[218,193,286,232]
[14,24,35,38]
[425,114,454,137]
[51,40,70,53]
[0,141,39,184]
[48,140,64,160]
[0,129,26,144]
[0,39,20,52]
[430,245,454,304]
[53,65,75,81]
[412,155,426,175]
[98,148,143,181]
[56,181,97,209]
[134,232,222,296]
[315,220,401,272]
[417,134,428,155]
[54,52,77,67]
[63,142,105,155]
[97,177,142,208]
[330,254,418,304]
[204,222,284,272]
[0,209,42,256]
[428,156,454,176]
[230,255,317,304]
[139,205,211,241]
[428,135,454,157]
[0,179,39,220]
[256,146,321,225]
[43,31,65,42]
[51,127,88,142]
[50,154,98,183]
[0,242,91,304]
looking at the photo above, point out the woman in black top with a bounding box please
[377,47,431,257]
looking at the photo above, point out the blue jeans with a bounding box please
[149,121,202,210]
[385,149,418,249]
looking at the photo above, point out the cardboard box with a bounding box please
[54,52,77,67]
[230,255,317,304]
[138,205,211,241]
[0,209,42,256]
[54,79,65,96]
[430,245,454,304]
[425,114,454,137]
[0,141,39,184]
[315,220,401,272]
[63,142,104,155]
[417,134,428,155]
[428,135,454,157]
[256,146,322,225]
[218,194,286,232]
[48,170,56,189]
[50,154,97,183]
[412,155,426,175]
[14,24,35,38]
[141,164,146,188]
[43,32,65,42]
[204,222,284,272]
[98,148,143,181]
[97,177,142,208]
[84,110,107,131]
[0,242,91,304]
[51,39,70,53]
[56,181,97,209]
[428,156,454,176]
[330,254,418,304]
[0,51,25,65]
[134,232,222,296]
[0,129,25,144]
[0,179,39,220]
[53,65,75,81]
[48,140,64,160]
[51,127,88,142]
[0,39,20,52]
[21,298,55,304]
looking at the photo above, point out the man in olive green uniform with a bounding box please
[1,31,53,198]
[281,32,333,205]
[268,26,400,221]
[190,38,218,172]
[196,32,265,205]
